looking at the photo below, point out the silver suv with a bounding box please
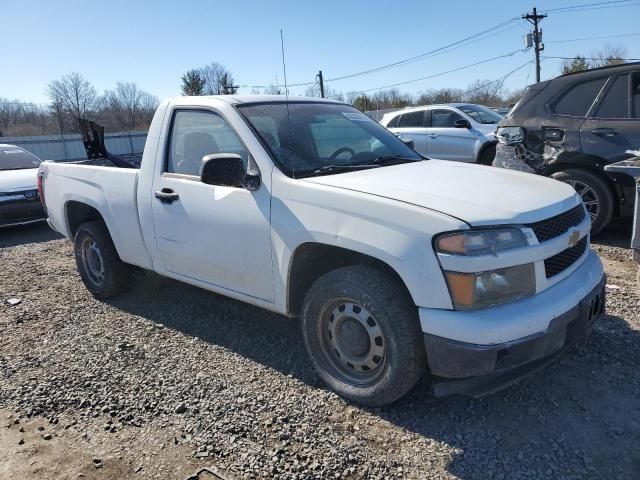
[380,103,502,164]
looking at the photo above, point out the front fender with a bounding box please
[270,173,466,312]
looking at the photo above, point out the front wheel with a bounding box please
[301,266,426,406]
[74,220,130,298]
[551,169,614,235]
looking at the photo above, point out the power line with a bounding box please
[541,0,635,12]
[449,61,534,101]
[540,0,640,14]
[323,18,521,83]
[542,55,640,61]
[546,32,640,44]
[328,54,530,98]
[241,16,522,89]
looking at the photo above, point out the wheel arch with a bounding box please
[544,157,620,215]
[65,200,106,238]
[477,140,497,164]
[286,242,414,317]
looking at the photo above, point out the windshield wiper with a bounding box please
[367,155,423,165]
[305,155,422,177]
[307,164,382,176]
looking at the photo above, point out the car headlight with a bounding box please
[443,264,536,310]
[435,229,534,309]
[436,228,528,256]
[496,126,524,145]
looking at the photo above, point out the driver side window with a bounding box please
[430,109,464,128]
[167,110,248,176]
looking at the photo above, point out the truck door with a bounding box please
[150,109,274,302]
[581,72,640,164]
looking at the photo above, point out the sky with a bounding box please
[1,0,639,105]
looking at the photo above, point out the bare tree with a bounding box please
[591,43,628,68]
[304,83,343,101]
[463,79,504,106]
[199,63,236,95]
[103,82,158,130]
[46,72,100,117]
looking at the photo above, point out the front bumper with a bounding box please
[420,250,606,384]
[0,199,45,227]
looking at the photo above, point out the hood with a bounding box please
[303,160,580,226]
[0,168,39,192]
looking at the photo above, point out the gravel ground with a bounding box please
[1,222,639,479]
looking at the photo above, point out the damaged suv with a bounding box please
[494,62,640,234]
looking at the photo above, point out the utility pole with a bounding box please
[317,70,325,98]
[523,7,547,83]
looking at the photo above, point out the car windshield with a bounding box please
[236,102,422,177]
[457,104,504,124]
[0,146,41,171]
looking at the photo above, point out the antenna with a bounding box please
[280,29,295,177]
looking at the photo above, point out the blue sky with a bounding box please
[1,0,639,104]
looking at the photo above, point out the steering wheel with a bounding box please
[329,147,356,160]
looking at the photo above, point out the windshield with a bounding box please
[236,102,422,177]
[457,104,504,124]
[0,146,41,171]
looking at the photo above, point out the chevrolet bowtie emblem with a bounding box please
[568,230,581,248]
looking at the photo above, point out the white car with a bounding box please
[380,103,502,164]
[39,96,605,406]
[0,144,44,227]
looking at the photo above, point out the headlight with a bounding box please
[444,263,536,310]
[436,228,528,256]
[496,126,524,145]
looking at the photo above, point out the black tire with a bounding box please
[478,144,496,165]
[551,169,614,235]
[301,265,426,407]
[73,220,130,299]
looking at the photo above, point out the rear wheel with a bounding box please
[301,265,426,406]
[551,169,614,235]
[74,221,130,298]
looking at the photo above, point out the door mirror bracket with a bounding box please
[454,119,472,129]
[200,153,261,191]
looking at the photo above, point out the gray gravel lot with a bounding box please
[1,222,639,479]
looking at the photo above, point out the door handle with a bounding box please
[427,134,438,138]
[591,128,618,136]
[154,188,179,204]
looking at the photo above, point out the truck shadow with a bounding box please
[0,222,62,248]
[107,271,640,479]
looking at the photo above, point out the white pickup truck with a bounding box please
[39,96,606,406]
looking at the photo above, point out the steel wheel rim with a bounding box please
[566,179,599,221]
[318,299,386,385]
[80,237,105,286]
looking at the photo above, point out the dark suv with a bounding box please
[494,62,640,234]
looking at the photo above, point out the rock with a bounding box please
[43,433,52,440]
[18,438,24,445]
[174,403,187,414]
[6,298,21,306]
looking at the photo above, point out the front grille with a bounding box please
[528,205,586,243]
[544,237,588,278]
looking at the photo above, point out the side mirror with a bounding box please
[200,154,261,191]
[394,133,415,150]
[455,119,472,129]
[401,137,415,150]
